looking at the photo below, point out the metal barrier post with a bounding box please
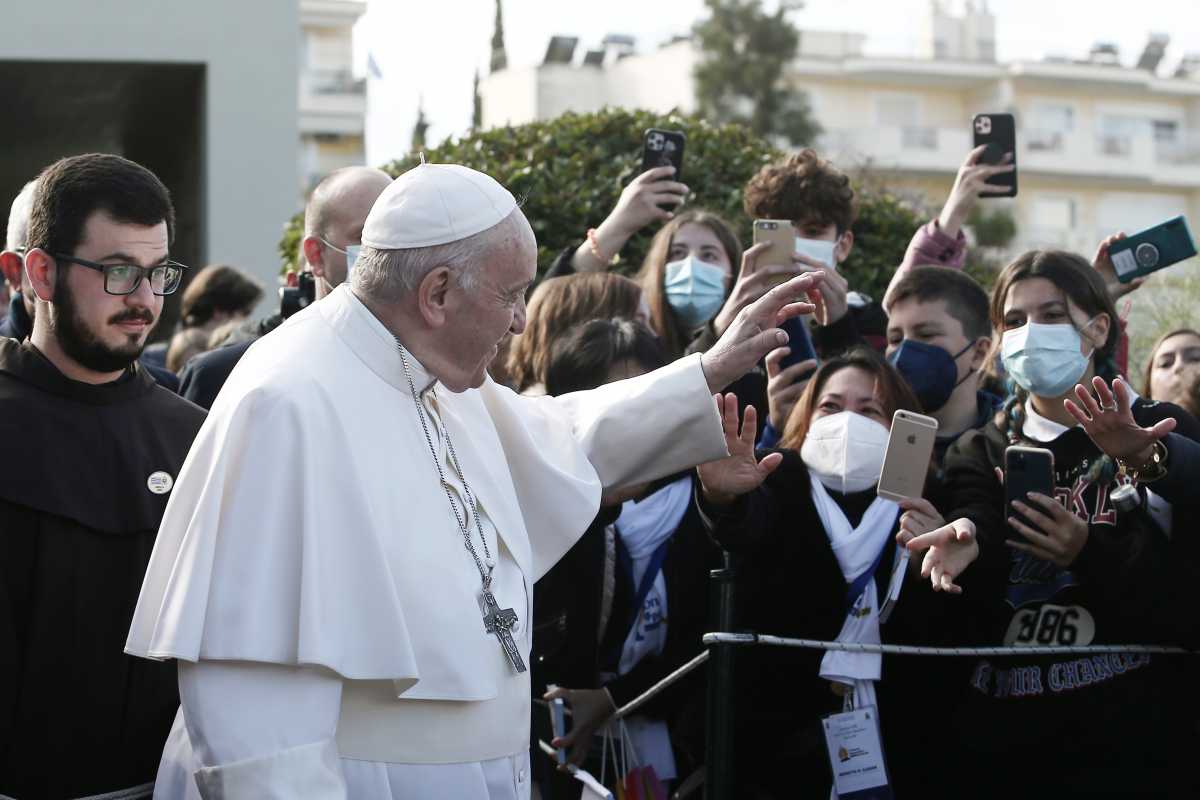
[705,553,737,800]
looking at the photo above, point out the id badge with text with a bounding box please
[822,706,893,799]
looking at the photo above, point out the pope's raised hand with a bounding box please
[696,395,783,506]
[700,271,823,394]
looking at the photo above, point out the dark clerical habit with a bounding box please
[0,339,205,799]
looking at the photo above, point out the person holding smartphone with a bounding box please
[696,348,977,798]
[910,250,1200,797]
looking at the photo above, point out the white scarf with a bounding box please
[810,472,903,711]
[610,476,692,783]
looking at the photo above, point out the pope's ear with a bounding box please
[23,249,56,302]
[416,265,453,326]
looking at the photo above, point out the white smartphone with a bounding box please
[876,410,939,502]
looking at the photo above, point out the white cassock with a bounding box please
[125,285,727,799]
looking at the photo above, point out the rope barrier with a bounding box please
[701,631,1193,656]
[612,649,709,719]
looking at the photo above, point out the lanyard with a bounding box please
[844,537,892,613]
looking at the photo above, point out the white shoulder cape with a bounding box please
[126,286,726,688]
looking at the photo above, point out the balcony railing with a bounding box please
[302,69,365,96]
[1155,135,1200,166]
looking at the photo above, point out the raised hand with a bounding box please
[699,271,822,394]
[764,345,815,431]
[697,395,783,505]
[792,252,849,326]
[712,242,806,336]
[1064,376,1175,463]
[939,144,1015,238]
[1092,232,1147,300]
[905,517,979,593]
[573,166,688,271]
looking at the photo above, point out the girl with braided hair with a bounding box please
[909,249,1200,796]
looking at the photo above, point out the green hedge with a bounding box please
[279,107,928,302]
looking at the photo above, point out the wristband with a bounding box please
[1116,439,1168,483]
[586,228,619,266]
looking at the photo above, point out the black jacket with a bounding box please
[699,451,958,798]
[0,340,206,798]
[938,398,1200,796]
[532,475,721,770]
[177,314,283,409]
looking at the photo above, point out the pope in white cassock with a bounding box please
[126,163,824,799]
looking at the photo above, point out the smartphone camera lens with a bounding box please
[1135,242,1160,268]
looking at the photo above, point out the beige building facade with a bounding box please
[479,9,1200,260]
[298,0,368,202]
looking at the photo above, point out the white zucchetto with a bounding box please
[361,163,518,249]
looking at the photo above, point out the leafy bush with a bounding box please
[279,107,929,302]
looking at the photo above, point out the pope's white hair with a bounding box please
[352,208,526,302]
[6,181,36,252]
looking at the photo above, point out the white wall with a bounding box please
[0,0,299,308]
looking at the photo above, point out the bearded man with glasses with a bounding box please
[0,153,206,800]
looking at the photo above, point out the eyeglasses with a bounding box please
[51,253,187,296]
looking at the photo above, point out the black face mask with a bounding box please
[50,272,153,374]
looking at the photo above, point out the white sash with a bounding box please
[809,473,902,711]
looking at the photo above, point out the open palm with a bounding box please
[905,518,979,594]
[1064,376,1175,461]
[697,394,783,504]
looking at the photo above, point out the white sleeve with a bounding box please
[548,353,728,488]
[179,660,347,800]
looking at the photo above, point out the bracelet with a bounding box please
[1116,440,1168,483]
[586,228,618,266]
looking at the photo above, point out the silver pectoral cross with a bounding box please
[481,589,527,673]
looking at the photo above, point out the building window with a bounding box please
[1028,104,1073,152]
[1097,115,1142,157]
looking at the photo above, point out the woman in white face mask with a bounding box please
[912,249,1200,797]
[695,348,978,798]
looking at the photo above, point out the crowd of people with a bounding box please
[0,139,1198,800]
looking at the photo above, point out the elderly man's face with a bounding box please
[444,217,536,391]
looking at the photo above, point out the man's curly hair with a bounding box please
[743,148,857,233]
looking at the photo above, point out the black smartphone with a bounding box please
[972,113,1017,197]
[1107,215,1197,283]
[1004,446,1055,539]
[641,128,685,182]
[778,317,818,376]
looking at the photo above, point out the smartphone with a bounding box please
[641,128,685,181]
[778,317,818,375]
[876,410,939,502]
[972,113,1017,197]
[1107,215,1197,283]
[1004,446,1055,538]
[547,694,567,765]
[753,219,800,284]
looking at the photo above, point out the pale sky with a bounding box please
[357,0,1200,166]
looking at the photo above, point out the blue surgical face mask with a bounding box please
[888,339,976,413]
[664,256,727,328]
[1001,320,1096,398]
[794,236,837,269]
[320,239,361,282]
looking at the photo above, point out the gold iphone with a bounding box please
[876,410,939,502]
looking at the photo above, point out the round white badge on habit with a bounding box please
[147,471,174,495]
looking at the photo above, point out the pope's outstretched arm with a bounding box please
[497,271,824,580]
